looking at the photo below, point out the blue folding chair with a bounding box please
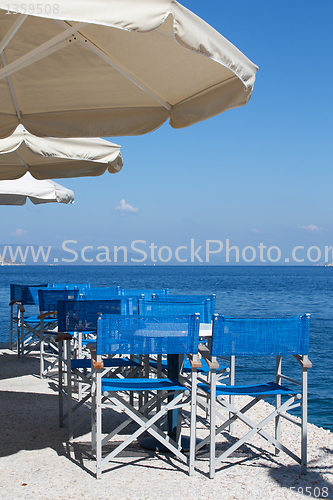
[36,288,85,377]
[92,313,201,479]
[197,314,312,478]
[9,283,91,369]
[55,299,140,439]
[9,283,48,354]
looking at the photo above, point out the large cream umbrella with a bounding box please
[0,0,258,139]
[0,124,123,179]
[0,171,74,204]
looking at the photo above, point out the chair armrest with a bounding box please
[9,300,18,306]
[37,311,57,320]
[187,353,202,369]
[90,347,104,369]
[293,354,312,368]
[92,359,104,369]
[199,344,219,370]
[55,332,72,342]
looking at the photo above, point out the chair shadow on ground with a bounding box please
[195,430,267,473]
[0,363,194,478]
[0,388,72,458]
[2,377,332,487]
[67,438,195,479]
[62,403,193,478]
[195,429,333,496]
[0,352,41,380]
[269,459,333,498]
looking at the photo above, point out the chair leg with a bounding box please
[275,355,282,455]
[19,310,25,361]
[78,332,83,402]
[138,355,144,409]
[229,355,235,433]
[66,340,73,441]
[129,355,135,407]
[189,368,198,476]
[143,355,150,409]
[96,369,102,480]
[39,318,44,378]
[17,307,21,358]
[58,340,64,427]
[40,339,45,378]
[10,304,14,350]
[301,362,308,474]
[209,369,217,479]
[91,365,97,454]
[156,355,162,417]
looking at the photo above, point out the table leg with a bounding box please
[167,354,180,442]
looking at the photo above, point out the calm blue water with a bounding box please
[1,265,332,431]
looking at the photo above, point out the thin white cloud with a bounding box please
[301,225,320,232]
[251,229,261,234]
[114,199,138,214]
[11,228,27,236]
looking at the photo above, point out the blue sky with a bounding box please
[1,0,333,264]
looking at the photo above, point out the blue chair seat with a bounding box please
[82,338,96,346]
[198,381,299,397]
[42,330,59,336]
[24,315,56,323]
[71,357,140,369]
[101,377,185,393]
[150,357,227,374]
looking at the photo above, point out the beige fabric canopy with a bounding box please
[0,125,123,179]
[0,171,74,205]
[0,0,258,138]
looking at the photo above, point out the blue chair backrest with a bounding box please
[57,298,136,333]
[48,283,91,289]
[38,289,80,312]
[10,284,48,305]
[152,294,216,318]
[96,314,200,356]
[79,287,121,299]
[210,314,311,357]
[138,297,213,323]
[119,289,169,299]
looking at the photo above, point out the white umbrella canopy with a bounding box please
[0,124,123,180]
[0,0,258,139]
[0,171,74,205]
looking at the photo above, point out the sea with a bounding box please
[0,265,332,432]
